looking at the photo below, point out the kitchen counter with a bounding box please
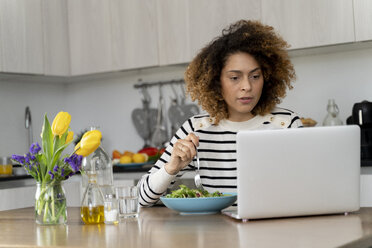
[0,164,153,182]
[1,207,372,247]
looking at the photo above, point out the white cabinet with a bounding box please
[66,1,113,76]
[0,177,83,210]
[110,0,158,70]
[43,0,113,76]
[0,183,36,211]
[156,0,191,66]
[42,0,70,75]
[188,0,261,59]
[261,0,355,49]
[2,0,372,77]
[0,0,44,74]
[353,0,372,42]
[158,0,261,65]
[43,0,158,76]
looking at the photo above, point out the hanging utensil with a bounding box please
[151,85,168,148]
[25,106,33,150]
[131,87,157,148]
[168,84,180,136]
[168,84,199,135]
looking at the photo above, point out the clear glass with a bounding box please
[35,181,67,225]
[116,186,139,218]
[104,193,119,224]
[81,144,114,197]
[323,99,343,126]
[81,172,105,224]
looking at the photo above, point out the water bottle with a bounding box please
[81,127,114,197]
[322,99,343,126]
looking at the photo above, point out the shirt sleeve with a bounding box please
[138,117,197,207]
[288,114,304,128]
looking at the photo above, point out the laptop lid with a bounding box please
[235,125,360,220]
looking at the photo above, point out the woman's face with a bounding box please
[220,52,264,122]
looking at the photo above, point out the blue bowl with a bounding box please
[160,193,237,215]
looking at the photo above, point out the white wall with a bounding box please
[1,46,372,158]
[283,47,372,125]
[0,78,68,156]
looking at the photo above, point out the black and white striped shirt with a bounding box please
[138,107,303,207]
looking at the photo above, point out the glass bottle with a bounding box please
[81,127,114,197]
[81,170,105,224]
[322,99,343,126]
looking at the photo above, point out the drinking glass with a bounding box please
[104,193,119,224]
[115,186,139,218]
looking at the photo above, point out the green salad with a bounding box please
[165,185,223,198]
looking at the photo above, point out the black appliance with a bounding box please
[347,100,372,166]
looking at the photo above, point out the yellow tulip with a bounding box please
[66,131,74,144]
[74,130,102,157]
[52,112,71,138]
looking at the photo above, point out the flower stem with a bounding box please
[51,185,56,220]
[43,201,49,223]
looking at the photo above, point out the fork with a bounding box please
[194,149,205,191]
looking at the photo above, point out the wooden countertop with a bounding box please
[1,207,372,248]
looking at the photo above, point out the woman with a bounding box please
[138,20,303,207]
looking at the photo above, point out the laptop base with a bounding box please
[222,209,352,222]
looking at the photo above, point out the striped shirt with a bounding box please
[138,107,303,207]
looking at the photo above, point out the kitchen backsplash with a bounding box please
[1,47,372,157]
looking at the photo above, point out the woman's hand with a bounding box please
[164,133,199,175]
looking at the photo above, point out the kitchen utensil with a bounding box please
[194,149,204,191]
[25,106,32,149]
[131,87,157,147]
[168,84,199,135]
[151,85,168,148]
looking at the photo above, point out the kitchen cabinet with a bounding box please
[44,0,158,76]
[0,177,82,211]
[156,0,191,66]
[43,0,113,76]
[0,0,44,74]
[2,0,372,77]
[353,0,372,42]
[157,0,261,66]
[110,0,158,70]
[63,1,113,76]
[261,0,355,49]
[188,0,261,59]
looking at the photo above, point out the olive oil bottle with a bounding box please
[81,205,104,224]
[81,166,105,224]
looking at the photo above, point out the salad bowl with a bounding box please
[160,193,237,215]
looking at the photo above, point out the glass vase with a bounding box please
[35,181,67,225]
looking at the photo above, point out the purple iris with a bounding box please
[64,154,83,172]
[61,168,65,177]
[53,165,59,172]
[48,171,54,179]
[29,143,41,155]
[11,155,25,164]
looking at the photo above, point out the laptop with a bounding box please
[223,125,361,221]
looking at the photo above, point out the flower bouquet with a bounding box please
[12,111,101,225]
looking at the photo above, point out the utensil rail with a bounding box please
[134,79,184,89]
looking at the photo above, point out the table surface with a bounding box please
[2,207,372,248]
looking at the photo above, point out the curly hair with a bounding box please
[185,20,295,124]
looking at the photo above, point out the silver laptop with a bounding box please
[223,125,361,221]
